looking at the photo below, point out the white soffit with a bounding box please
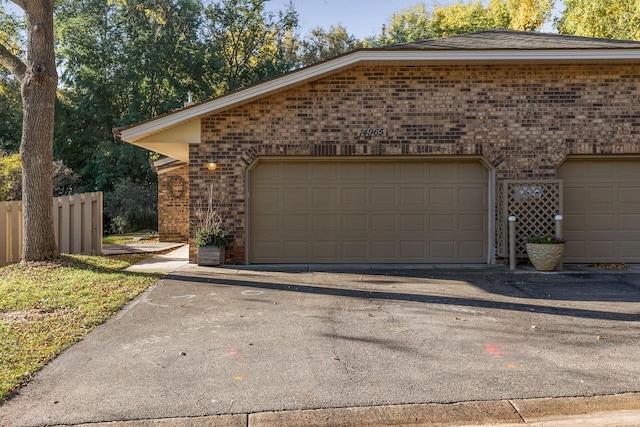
[119,48,640,144]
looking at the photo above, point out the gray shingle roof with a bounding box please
[383,29,640,50]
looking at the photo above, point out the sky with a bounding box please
[266,0,444,39]
[266,0,560,39]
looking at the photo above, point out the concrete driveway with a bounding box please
[2,263,640,426]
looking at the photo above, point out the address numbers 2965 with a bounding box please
[357,128,387,137]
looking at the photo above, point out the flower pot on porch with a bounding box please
[197,245,224,266]
[526,243,564,271]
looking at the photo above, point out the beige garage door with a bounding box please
[558,159,640,263]
[249,159,488,264]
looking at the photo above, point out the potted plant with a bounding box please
[194,184,229,266]
[525,233,566,271]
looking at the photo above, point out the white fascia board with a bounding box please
[119,48,640,143]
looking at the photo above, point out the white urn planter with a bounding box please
[526,243,564,271]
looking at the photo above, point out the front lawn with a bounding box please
[0,254,164,402]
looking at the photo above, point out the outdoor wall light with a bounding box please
[206,161,218,171]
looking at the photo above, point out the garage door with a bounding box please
[558,159,640,263]
[249,159,488,263]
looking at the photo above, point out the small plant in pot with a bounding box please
[525,233,566,271]
[194,184,229,266]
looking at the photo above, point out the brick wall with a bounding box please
[188,63,640,263]
[158,165,189,243]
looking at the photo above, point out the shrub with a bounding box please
[103,178,158,234]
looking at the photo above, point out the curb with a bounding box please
[56,393,640,427]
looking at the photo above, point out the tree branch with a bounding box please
[0,42,26,81]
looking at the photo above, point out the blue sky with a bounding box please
[266,0,445,39]
[267,0,560,39]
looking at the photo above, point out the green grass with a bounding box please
[102,231,158,246]
[0,254,164,402]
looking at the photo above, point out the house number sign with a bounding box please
[357,128,387,137]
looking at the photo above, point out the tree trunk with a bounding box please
[20,0,59,261]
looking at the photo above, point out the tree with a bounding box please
[0,67,22,154]
[0,0,59,261]
[55,0,204,192]
[368,0,554,46]
[0,4,23,154]
[299,25,362,66]
[202,0,299,95]
[556,0,640,40]
[368,3,433,46]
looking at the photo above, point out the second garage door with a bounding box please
[249,159,488,264]
[558,158,640,263]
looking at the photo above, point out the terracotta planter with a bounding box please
[197,245,224,266]
[526,243,564,271]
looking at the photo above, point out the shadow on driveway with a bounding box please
[166,272,640,322]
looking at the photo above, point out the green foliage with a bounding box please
[0,69,22,154]
[0,254,163,401]
[103,178,158,234]
[299,25,363,66]
[0,153,21,201]
[202,0,300,94]
[367,0,554,46]
[0,153,81,201]
[195,227,229,247]
[526,233,567,244]
[556,0,640,40]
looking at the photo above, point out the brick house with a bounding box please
[116,30,640,265]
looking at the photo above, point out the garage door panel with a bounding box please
[371,188,396,205]
[558,159,640,263]
[372,215,396,232]
[313,215,338,232]
[429,188,454,205]
[620,187,640,203]
[372,241,398,258]
[430,241,455,259]
[284,242,309,259]
[283,163,309,180]
[459,187,485,205]
[401,215,425,232]
[284,188,308,206]
[313,241,338,258]
[401,241,426,258]
[343,241,368,258]
[283,214,308,232]
[459,214,485,232]
[312,163,339,181]
[619,214,640,231]
[400,188,425,205]
[251,160,488,263]
[588,187,614,204]
[430,215,455,232]
[343,188,367,205]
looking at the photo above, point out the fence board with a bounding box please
[0,192,103,266]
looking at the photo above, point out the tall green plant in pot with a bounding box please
[194,184,229,266]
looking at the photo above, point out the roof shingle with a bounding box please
[383,29,640,50]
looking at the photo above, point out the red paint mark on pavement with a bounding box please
[228,348,240,356]
[485,344,503,356]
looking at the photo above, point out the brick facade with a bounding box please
[158,165,189,243]
[186,63,640,264]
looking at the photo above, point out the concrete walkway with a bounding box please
[1,253,639,427]
[124,244,190,273]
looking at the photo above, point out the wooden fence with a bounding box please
[1,192,103,267]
